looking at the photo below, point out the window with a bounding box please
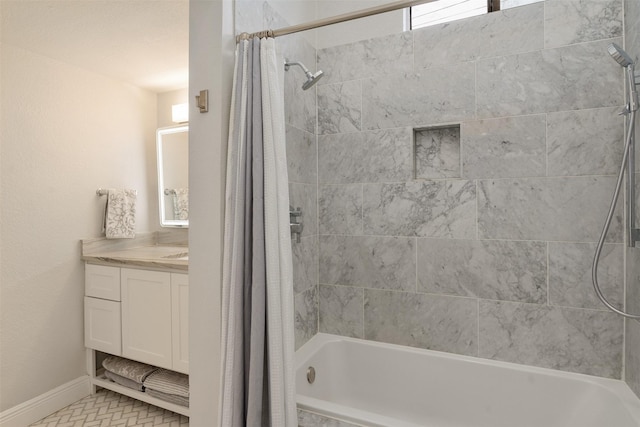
[409,0,543,30]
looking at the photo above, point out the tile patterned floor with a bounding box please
[29,389,189,427]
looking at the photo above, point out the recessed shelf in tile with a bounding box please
[414,125,461,179]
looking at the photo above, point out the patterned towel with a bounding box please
[143,369,189,397]
[104,370,145,392]
[102,356,157,383]
[104,189,136,239]
[172,188,189,220]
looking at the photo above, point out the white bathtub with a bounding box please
[295,334,640,427]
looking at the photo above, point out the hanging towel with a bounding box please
[103,189,137,239]
[173,188,189,220]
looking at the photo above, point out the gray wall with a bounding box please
[624,0,640,398]
[314,0,629,379]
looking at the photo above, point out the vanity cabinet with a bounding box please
[84,264,189,373]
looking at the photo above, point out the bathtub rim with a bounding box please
[295,333,640,426]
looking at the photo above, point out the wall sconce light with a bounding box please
[171,103,189,123]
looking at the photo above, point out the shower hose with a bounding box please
[592,109,640,319]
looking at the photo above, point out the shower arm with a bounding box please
[284,60,309,75]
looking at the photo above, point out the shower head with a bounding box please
[302,70,324,90]
[608,43,634,68]
[285,59,324,90]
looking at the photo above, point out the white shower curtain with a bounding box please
[220,37,297,427]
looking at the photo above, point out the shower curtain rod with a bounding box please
[237,0,441,42]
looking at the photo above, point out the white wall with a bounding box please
[188,0,234,424]
[0,43,157,412]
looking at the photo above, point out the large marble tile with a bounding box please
[364,290,478,356]
[627,247,640,316]
[286,125,316,184]
[544,0,622,48]
[477,39,623,118]
[461,115,546,179]
[278,18,317,135]
[317,32,413,85]
[292,235,318,295]
[298,409,361,427]
[318,184,363,235]
[478,176,623,242]
[289,183,317,238]
[414,2,543,69]
[319,284,364,339]
[361,63,476,130]
[318,128,413,184]
[295,286,318,350]
[547,107,624,177]
[363,180,476,238]
[626,319,640,398]
[479,300,623,378]
[415,126,461,179]
[502,0,543,8]
[626,0,640,63]
[319,235,416,291]
[317,81,361,135]
[235,0,264,35]
[549,242,623,310]
[417,239,546,303]
[284,63,317,134]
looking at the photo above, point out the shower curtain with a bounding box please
[220,37,297,427]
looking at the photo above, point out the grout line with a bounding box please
[546,241,550,306]
[316,233,624,246]
[477,298,481,358]
[415,236,419,293]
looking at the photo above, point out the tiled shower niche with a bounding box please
[414,125,461,179]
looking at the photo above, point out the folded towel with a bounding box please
[172,188,189,220]
[104,370,145,392]
[143,369,189,397]
[103,189,136,239]
[146,389,189,407]
[102,356,157,383]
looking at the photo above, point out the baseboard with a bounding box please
[0,376,91,427]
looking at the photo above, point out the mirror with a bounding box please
[157,125,189,228]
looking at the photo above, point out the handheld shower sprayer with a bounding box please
[592,43,640,319]
[608,43,638,113]
[607,43,634,68]
[284,59,324,90]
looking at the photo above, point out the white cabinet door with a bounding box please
[84,297,121,355]
[171,273,189,374]
[121,268,172,369]
[85,264,120,301]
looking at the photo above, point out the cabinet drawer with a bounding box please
[85,264,121,301]
[84,297,121,355]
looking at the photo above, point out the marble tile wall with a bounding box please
[624,0,640,399]
[236,1,319,349]
[314,0,629,379]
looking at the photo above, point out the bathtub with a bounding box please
[295,334,640,427]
